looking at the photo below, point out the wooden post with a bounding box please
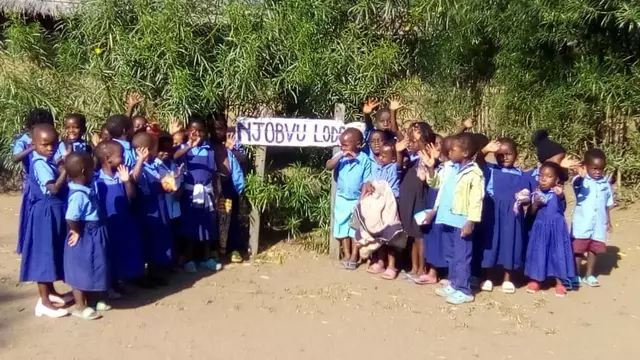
[329,103,345,260]
[249,145,266,257]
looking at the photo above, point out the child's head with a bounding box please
[408,122,436,154]
[369,130,388,156]
[106,114,134,141]
[132,115,148,134]
[448,133,480,164]
[95,140,124,170]
[187,117,207,144]
[440,136,454,162]
[496,137,517,168]
[538,161,563,191]
[158,132,174,162]
[532,129,565,164]
[63,113,87,141]
[583,148,606,180]
[374,108,392,131]
[435,134,443,150]
[378,143,396,165]
[100,123,111,141]
[173,130,186,147]
[25,108,54,131]
[213,117,227,144]
[31,124,58,159]
[132,132,158,160]
[339,128,364,154]
[65,151,94,186]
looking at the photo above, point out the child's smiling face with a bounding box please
[64,117,84,141]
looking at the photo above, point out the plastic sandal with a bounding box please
[35,299,69,318]
[501,281,516,294]
[584,275,601,287]
[555,284,568,297]
[381,268,398,280]
[96,301,112,311]
[481,280,494,292]
[525,281,540,294]
[414,274,438,285]
[345,261,358,271]
[366,263,384,274]
[230,251,243,263]
[72,307,101,320]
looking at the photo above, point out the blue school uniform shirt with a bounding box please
[159,159,182,219]
[66,182,100,221]
[227,149,246,195]
[139,158,165,194]
[13,133,32,172]
[485,163,523,196]
[335,151,372,200]
[31,152,58,195]
[54,140,90,163]
[572,175,613,242]
[434,162,468,229]
[114,139,137,169]
[371,160,399,197]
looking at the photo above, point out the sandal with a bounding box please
[345,261,358,271]
[501,281,516,294]
[366,263,384,274]
[583,275,601,287]
[230,251,243,263]
[481,280,494,292]
[381,268,398,280]
[414,274,438,285]
[72,307,102,320]
[96,301,112,311]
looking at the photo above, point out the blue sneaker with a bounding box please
[435,285,456,297]
[445,290,474,305]
[570,276,582,289]
[184,261,197,273]
[199,259,222,272]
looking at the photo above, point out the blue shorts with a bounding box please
[333,196,357,239]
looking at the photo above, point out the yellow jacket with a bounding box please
[427,162,485,223]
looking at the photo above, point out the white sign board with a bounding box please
[236,117,352,147]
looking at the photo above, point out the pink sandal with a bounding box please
[381,268,398,280]
[414,274,438,285]
[367,263,384,274]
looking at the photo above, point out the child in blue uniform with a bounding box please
[20,124,71,318]
[326,128,371,270]
[12,108,55,254]
[132,132,175,284]
[362,99,399,157]
[158,132,183,265]
[479,138,531,294]
[212,117,246,263]
[106,114,136,169]
[174,118,221,273]
[426,133,485,305]
[94,140,145,293]
[64,152,109,320]
[572,149,613,287]
[54,113,92,164]
[525,162,576,297]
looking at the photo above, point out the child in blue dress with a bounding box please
[54,113,92,164]
[94,140,145,294]
[12,108,55,255]
[571,149,613,287]
[326,128,371,270]
[525,162,576,297]
[20,124,71,318]
[478,138,531,294]
[425,133,485,305]
[64,152,109,320]
[132,132,175,284]
[174,118,221,273]
[106,114,136,169]
[158,132,184,265]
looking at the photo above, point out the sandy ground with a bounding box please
[0,193,639,360]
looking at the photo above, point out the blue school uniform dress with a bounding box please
[13,133,33,254]
[424,162,446,268]
[218,149,246,252]
[95,170,145,280]
[333,151,372,239]
[20,153,67,283]
[114,139,137,169]
[179,143,217,242]
[481,164,529,270]
[63,182,109,291]
[433,162,474,295]
[572,175,613,242]
[159,159,182,220]
[138,158,174,266]
[371,160,399,197]
[525,191,576,281]
[54,139,91,163]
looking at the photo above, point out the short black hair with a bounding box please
[158,131,174,152]
[26,108,54,130]
[584,148,606,165]
[106,114,132,138]
[540,161,563,178]
[132,131,158,149]
[370,129,392,142]
[65,151,92,178]
[454,132,481,158]
[412,121,436,144]
[95,140,123,162]
[32,123,58,141]
[343,127,364,143]
[497,137,517,153]
[375,107,391,120]
[65,113,87,130]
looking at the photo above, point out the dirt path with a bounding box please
[0,193,639,360]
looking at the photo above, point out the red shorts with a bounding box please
[572,238,606,255]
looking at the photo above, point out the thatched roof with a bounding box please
[0,0,80,17]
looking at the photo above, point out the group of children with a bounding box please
[330,99,614,305]
[13,102,247,320]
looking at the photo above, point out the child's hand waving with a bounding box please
[462,117,474,130]
[363,98,380,114]
[418,149,435,169]
[560,156,580,169]
[396,138,409,152]
[126,91,143,109]
[136,147,149,162]
[169,118,182,135]
[117,165,130,182]
[388,97,403,111]
[553,185,564,196]
[68,229,80,247]
[91,133,101,147]
[483,140,501,154]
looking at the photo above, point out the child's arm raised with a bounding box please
[395,138,408,171]
[118,164,136,200]
[388,97,403,141]
[131,147,148,182]
[453,117,474,136]
[326,151,347,170]
[46,168,68,195]
[125,92,142,119]
[363,99,379,132]
[12,143,34,164]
